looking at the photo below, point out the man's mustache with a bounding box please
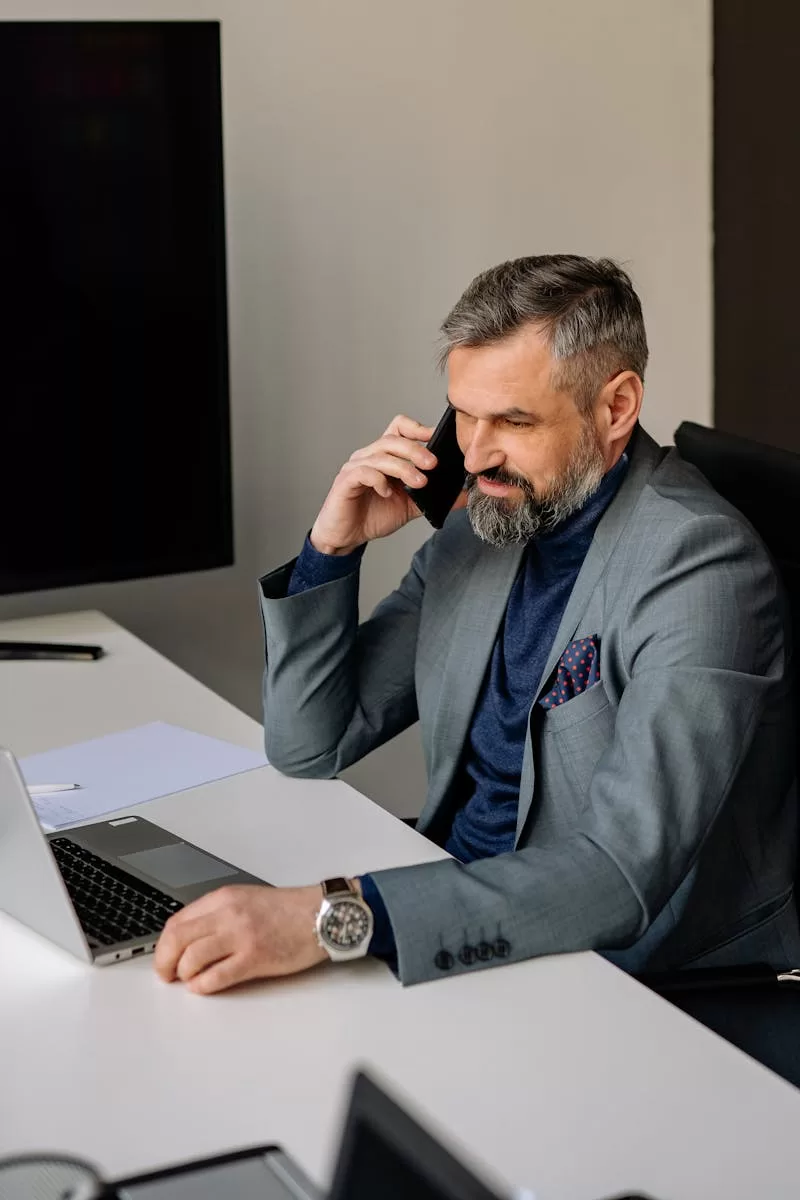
[467,465,531,489]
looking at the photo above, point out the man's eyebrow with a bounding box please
[447,400,541,422]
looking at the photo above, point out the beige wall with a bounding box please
[0,1,712,817]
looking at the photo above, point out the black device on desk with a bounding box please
[109,1070,505,1200]
[0,1071,655,1199]
[328,1074,652,1200]
[328,1070,503,1200]
[105,1070,655,1200]
[405,406,467,528]
[0,642,105,662]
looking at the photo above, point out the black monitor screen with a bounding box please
[0,22,232,595]
[329,1073,504,1200]
[338,1121,470,1200]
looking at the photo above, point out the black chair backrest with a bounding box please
[674,421,800,785]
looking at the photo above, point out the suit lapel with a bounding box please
[515,426,667,840]
[532,426,665,705]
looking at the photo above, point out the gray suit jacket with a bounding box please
[259,427,800,985]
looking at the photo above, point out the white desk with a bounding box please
[2,610,800,1200]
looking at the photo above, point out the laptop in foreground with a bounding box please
[0,745,266,966]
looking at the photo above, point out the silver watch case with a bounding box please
[315,889,374,963]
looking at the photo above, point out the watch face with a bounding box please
[320,899,371,950]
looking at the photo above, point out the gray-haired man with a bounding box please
[154,255,800,995]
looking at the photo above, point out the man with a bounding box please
[155,254,800,995]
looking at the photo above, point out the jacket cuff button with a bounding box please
[434,949,454,971]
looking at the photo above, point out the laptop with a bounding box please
[0,745,267,966]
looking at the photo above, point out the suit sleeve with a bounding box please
[259,533,437,778]
[368,514,789,984]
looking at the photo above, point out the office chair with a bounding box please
[674,421,800,682]
[637,421,800,1086]
[673,420,800,886]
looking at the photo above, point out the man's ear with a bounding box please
[597,370,643,448]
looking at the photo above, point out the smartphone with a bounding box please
[404,406,466,528]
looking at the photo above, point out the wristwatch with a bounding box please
[315,877,374,962]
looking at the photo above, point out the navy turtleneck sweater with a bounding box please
[287,453,628,960]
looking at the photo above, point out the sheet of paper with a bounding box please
[20,722,268,830]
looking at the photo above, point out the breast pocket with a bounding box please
[540,679,612,732]
[537,683,616,813]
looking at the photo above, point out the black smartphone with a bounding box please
[404,406,466,528]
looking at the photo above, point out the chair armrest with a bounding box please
[635,963,800,994]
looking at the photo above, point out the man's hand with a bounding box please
[309,414,436,555]
[153,884,327,995]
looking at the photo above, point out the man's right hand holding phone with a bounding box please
[309,414,440,556]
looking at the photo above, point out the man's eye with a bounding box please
[503,419,530,428]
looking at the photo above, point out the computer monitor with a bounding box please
[0,22,232,595]
[328,1071,506,1200]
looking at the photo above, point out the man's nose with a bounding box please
[462,422,504,477]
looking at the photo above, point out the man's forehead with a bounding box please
[446,326,561,416]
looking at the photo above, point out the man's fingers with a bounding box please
[339,463,395,499]
[175,934,231,982]
[344,453,427,491]
[350,435,436,471]
[154,913,217,981]
[383,414,434,441]
[157,887,232,942]
[187,954,250,995]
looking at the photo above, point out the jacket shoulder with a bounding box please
[639,447,768,550]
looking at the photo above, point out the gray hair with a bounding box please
[438,254,648,412]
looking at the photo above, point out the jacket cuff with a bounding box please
[288,535,366,595]
[360,874,398,968]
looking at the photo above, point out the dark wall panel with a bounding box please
[715,0,800,451]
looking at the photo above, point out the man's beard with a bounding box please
[466,418,607,548]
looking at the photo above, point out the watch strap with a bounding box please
[321,877,356,899]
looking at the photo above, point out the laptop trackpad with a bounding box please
[120,843,239,889]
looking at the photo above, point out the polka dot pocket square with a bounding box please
[539,636,601,710]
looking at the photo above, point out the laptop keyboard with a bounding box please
[50,837,183,947]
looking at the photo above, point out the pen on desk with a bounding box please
[0,641,105,661]
[27,783,83,795]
